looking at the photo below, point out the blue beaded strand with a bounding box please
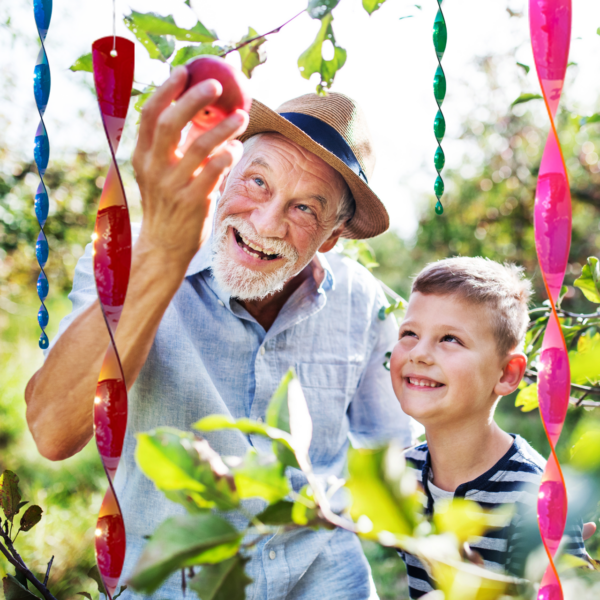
[33,0,52,350]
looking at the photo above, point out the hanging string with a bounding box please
[432,0,446,216]
[111,0,117,56]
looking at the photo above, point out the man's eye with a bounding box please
[253,177,265,187]
[297,204,312,214]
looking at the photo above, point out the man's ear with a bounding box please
[318,226,345,254]
[494,352,527,397]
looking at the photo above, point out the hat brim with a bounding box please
[238,99,389,240]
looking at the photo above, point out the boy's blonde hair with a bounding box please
[412,257,532,356]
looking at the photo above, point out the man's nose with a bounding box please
[250,197,288,239]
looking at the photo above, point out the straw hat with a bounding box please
[238,93,389,240]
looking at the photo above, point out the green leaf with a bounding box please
[362,0,387,14]
[340,240,379,271]
[135,428,239,511]
[129,513,242,594]
[123,13,175,63]
[76,594,93,600]
[87,564,107,596]
[16,501,28,511]
[230,450,290,503]
[134,85,157,114]
[346,443,422,541]
[237,27,267,79]
[307,0,341,19]
[515,383,539,412]
[433,498,512,547]
[255,500,294,525]
[516,62,530,74]
[580,113,600,126]
[569,332,600,385]
[574,257,600,303]
[266,369,308,470]
[571,424,600,471]
[113,586,128,599]
[511,93,543,107]
[18,505,42,532]
[125,11,216,43]
[2,575,38,600]
[297,13,347,95]
[189,555,252,600]
[171,44,224,68]
[69,52,93,73]
[291,485,319,526]
[0,470,21,523]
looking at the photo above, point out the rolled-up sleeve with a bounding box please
[347,285,423,449]
[44,241,98,357]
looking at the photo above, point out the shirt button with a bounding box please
[260,346,266,355]
[257,416,263,423]
[218,300,225,307]
[269,550,276,560]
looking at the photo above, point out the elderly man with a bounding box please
[25,69,416,599]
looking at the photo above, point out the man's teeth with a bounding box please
[238,232,278,256]
[408,378,441,388]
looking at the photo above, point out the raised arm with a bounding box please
[25,67,248,461]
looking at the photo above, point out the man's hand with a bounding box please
[132,66,249,273]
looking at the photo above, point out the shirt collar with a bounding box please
[185,237,336,293]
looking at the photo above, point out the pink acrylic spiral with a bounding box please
[529,1,572,598]
[91,36,134,599]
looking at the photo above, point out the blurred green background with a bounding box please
[2,3,600,599]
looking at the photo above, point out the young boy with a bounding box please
[389,257,588,598]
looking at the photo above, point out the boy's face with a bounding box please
[390,292,522,429]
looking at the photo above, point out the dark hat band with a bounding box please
[280,112,368,184]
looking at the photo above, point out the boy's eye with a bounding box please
[441,334,460,344]
[400,330,417,339]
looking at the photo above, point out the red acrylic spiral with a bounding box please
[529,1,572,598]
[91,36,134,598]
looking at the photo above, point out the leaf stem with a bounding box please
[44,556,54,586]
[220,9,306,58]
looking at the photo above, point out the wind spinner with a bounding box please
[33,0,52,349]
[529,1,572,598]
[433,0,446,215]
[91,36,135,598]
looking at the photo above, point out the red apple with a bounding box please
[184,55,252,132]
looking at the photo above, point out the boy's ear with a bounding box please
[495,353,527,397]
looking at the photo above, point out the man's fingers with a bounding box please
[583,521,596,541]
[185,140,244,202]
[150,79,224,163]
[170,110,249,184]
[137,67,188,151]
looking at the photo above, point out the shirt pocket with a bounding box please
[295,362,356,465]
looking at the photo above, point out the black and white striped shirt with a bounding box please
[399,435,588,598]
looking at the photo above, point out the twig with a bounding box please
[181,568,186,597]
[44,556,54,586]
[0,535,58,600]
[220,9,305,58]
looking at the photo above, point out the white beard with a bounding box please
[211,215,302,301]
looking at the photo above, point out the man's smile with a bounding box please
[233,227,282,261]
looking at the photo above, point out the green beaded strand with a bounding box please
[433,0,447,215]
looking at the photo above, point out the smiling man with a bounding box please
[25,69,416,599]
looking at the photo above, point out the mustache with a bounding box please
[217,215,299,262]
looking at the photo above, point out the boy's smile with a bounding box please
[390,292,512,429]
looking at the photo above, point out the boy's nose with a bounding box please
[408,341,434,365]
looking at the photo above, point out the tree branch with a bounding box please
[220,9,306,58]
[0,523,58,600]
[525,370,600,400]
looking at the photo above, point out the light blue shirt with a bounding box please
[48,224,418,599]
